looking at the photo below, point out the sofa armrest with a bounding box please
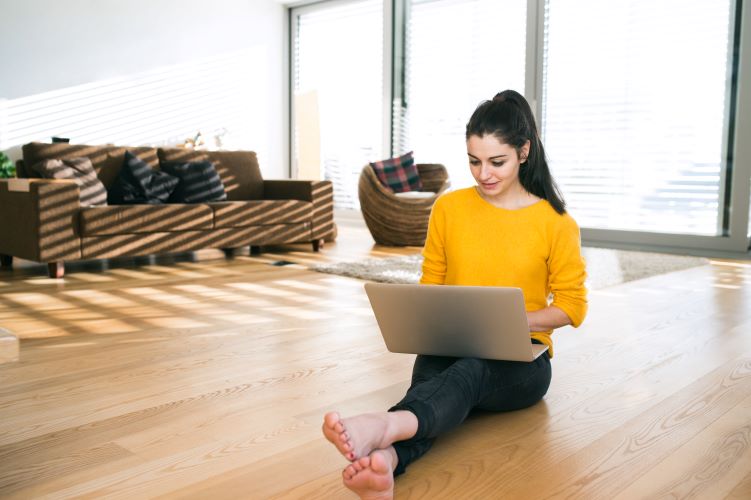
[0,179,82,262]
[263,180,336,241]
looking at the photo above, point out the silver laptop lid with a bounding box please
[364,283,547,362]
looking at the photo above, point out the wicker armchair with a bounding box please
[358,163,450,246]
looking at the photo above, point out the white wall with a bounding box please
[0,0,288,178]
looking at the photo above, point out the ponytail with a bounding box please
[466,90,566,214]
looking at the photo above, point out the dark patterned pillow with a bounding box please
[161,161,227,203]
[369,151,422,193]
[108,151,179,204]
[30,157,107,206]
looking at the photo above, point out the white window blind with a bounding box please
[399,0,527,189]
[293,0,384,209]
[543,0,734,236]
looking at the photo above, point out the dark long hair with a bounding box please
[465,90,566,214]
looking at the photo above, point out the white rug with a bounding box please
[312,248,709,290]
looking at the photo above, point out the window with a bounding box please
[542,0,735,236]
[398,0,527,188]
[289,0,750,255]
[292,0,385,209]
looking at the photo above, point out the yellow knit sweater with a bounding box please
[420,187,588,357]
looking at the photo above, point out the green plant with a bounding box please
[0,152,15,178]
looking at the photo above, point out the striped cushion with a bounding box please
[161,161,227,203]
[29,157,107,206]
[212,200,312,228]
[79,204,213,235]
[369,151,422,193]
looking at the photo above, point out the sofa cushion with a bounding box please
[108,151,180,204]
[161,161,227,203]
[80,223,313,259]
[79,204,214,236]
[22,142,158,189]
[211,200,313,228]
[158,148,264,201]
[29,157,108,207]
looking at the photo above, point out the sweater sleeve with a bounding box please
[548,214,588,327]
[420,196,447,285]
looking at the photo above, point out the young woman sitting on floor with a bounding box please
[323,89,588,499]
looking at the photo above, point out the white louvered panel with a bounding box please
[543,0,733,236]
[293,0,384,210]
[399,0,527,188]
[0,49,265,162]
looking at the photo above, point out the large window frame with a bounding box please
[289,0,751,258]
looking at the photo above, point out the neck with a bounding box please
[476,183,539,210]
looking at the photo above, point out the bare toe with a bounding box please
[323,411,355,460]
[344,464,357,479]
[342,450,395,500]
[324,412,340,427]
[338,413,394,461]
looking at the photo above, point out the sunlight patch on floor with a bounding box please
[64,272,116,283]
[271,279,329,292]
[265,307,332,320]
[145,317,211,329]
[40,341,97,348]
[48,310,108,321]
[73,319,142,334]
[227,282,303,299]
[61,289,140,308]
[2,293,74,311]
[106,268,163,280]
[121,287,204,307]
[218,313,275,324]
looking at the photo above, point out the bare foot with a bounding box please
[342,449,395,500]
[323,411,417,461]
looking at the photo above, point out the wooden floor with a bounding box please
[1,213,750,499]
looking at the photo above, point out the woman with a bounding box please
[323,90,587,499]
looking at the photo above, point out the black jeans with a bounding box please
[388,340,551,476]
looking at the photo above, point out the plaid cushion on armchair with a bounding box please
[369,151,423,193]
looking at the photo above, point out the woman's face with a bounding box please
[467,134,529,201]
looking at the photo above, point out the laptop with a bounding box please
[364,283,548,362]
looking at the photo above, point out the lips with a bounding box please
[481,182,499,189]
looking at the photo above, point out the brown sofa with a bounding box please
[0,142,336,278]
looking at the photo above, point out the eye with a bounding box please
[469,159,480,166]
[492,161,505,167]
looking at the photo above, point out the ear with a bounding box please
[519,140,531,163]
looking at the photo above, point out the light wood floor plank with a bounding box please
[725,469,751,499]
[613,392,751,500]
[0,219,749,498]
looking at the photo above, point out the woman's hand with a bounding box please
[526,306,572,332]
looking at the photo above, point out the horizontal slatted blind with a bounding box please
[399,0,527,189]
[294,0,384,209]
[543,0,734,236]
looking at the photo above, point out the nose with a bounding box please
[479,162,494,179]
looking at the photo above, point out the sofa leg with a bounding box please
[0,254,12,269]
[48,262,65,279]
[312,239,324,252]
[250,246,262,255]
[221,248,235,259]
